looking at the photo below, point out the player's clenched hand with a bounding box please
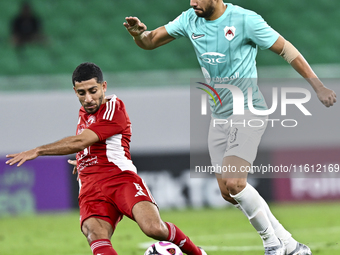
[5,149,39,167]
[68,159,77,175]
[316,86,337,107]
[123,16,147,37]
[68,159,80,181]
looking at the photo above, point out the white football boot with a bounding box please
[287,242,312,255]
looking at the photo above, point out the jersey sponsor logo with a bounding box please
[191,33,205,40]
[212,72,240,83]
[134,182,147,197]
[77,147,99,171]
[77,156,98,171]
[224,26,236,41]
[200,52,227,65]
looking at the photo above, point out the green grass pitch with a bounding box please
[1,202,339,255]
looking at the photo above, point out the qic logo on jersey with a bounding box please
[200,52,227,65]
[224,26,236,41]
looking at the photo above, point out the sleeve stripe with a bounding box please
[103,95,117,121]
[108,96,117,121]
[103,101,111,120]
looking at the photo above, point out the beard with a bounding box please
[194,1,215,19]
[83,95,103,114]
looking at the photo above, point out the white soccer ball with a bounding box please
[144,241,183,255]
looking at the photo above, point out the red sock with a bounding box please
[90,239,118,255]
[165,222,201,255]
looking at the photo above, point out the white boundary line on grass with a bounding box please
[199,242,340,252]
[191,226,340,241]
[138,226,340,252]
[138,241,263,252]
[138,241,340,252]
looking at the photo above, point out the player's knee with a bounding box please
[220,191,234,203]
[82,220,112,243]
[225,178,247,195]
[82,226,110,243]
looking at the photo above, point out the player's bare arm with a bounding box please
[270,35,337,107]
[124,16,175,50]
[6,129,99,167]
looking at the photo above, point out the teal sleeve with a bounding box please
[246,12,279,50]
[164,12,189,39]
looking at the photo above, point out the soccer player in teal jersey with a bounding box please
[163,2,277,118]
[124,1,336,255]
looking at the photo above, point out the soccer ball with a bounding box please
[144,241,183,255]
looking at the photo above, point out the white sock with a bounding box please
[234,185,298,253]
[230,183,279,247]
[259,196,298,253]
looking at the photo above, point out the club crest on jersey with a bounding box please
[86,115,96,126]
[224,26,236,41]
[77,124,86,135]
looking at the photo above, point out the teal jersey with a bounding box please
[165,3,279,118]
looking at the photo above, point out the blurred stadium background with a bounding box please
[0,0,339,254]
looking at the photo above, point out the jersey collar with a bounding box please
[205,3,233,24]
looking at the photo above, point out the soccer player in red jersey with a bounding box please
[6,62,207,255]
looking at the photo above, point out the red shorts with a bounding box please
[78,170,156,230]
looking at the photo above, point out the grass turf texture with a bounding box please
[0,202,339,255]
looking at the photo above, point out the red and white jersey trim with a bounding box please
[103,95,117,121]
[106,134,137,173]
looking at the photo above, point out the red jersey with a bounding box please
[76,95,137,179]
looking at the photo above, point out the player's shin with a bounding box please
[234,183,296,250]
[230,183,280,248]
[259,195,298,253]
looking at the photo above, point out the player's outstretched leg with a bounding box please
[230,185,311,255]
[216,156,284,254]
[133,201,206,255]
